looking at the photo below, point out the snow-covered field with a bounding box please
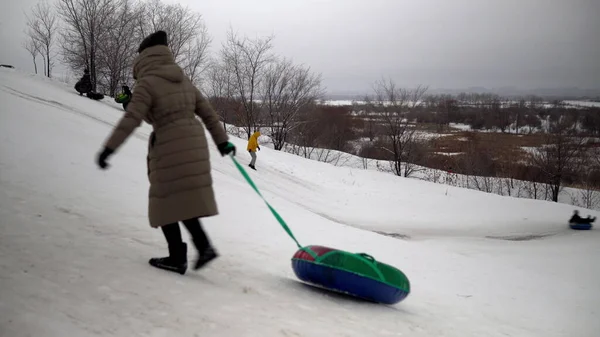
[322,99,600,108]
[564,100,600,108]
[1,68,599,337]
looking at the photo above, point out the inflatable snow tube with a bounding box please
[291,245,410,305]
[86,92,105,100]
[569,222,592,230]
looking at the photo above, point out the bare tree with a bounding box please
[57,0,118,91]
[57,0,209,95]
[356,97,377,142]
[129,0,212,88]
[292,128,318,159]
[456,133,497,193]
[221,29,275,138]
[318,105,356,153]
[134,0,206,60]
[576,168,600,210]
[179,30,212,86]
[361,156,372,170]
[261,58,323,150]
[288,105,355,167]
[424,94,457,133]
[571,148,600,209]
[96,0,138,95]
[25,0,58,77]
[490,95,510,133]
[366,78,428,177]
[531,118,585,202]
[23,37,41,74]
[205,58,237,128]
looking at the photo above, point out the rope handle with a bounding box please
[229,154,318,259]
[357,253,376,262]
[356,253,386,281]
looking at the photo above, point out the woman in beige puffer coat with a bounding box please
[96,31,236,275]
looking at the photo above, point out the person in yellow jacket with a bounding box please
[246,131,261,170]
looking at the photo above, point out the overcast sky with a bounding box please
[1,0,598,94]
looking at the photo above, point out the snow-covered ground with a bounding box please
[1,68,599,337]
[322,99,600,108]
[564,100,600,108]
[230,123,600,210]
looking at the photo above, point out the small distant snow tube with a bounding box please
[86,92,104,100]
[569,222,593,230]
[291,245,410,305]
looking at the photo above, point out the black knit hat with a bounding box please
[138,30,168,53]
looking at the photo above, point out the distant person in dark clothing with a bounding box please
[75,69,92,95]
[569,210,596,224]
[123,85,132,96]
[74,69,104,100]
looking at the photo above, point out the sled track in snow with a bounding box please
[485,233,554,241]
[373,231,412,240]
[0,85,151,143]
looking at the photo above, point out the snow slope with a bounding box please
[1,68,599,337]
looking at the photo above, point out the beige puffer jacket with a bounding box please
[103,45,229,227]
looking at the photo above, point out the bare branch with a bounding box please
[95,0,139,95]
[261,58,323,150]
[134,0,205,61]
[25,0,58,77]
[56,0,119,91]
[22,37,40,74]
[220,28,275,138]
[204,58,238,127]
[180,24,212,86]
[366,78,429,177]
[530,119,586,202]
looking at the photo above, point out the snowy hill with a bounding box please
[1,68,598,337]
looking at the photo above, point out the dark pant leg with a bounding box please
[182,218,211,251]
[161,222,184,256]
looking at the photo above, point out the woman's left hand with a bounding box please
[97,147,114,169]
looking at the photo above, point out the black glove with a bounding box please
[97,147,114,169]
[217,142,236,157]
[257,146,260,151]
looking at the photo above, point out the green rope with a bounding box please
[229,155,317,258]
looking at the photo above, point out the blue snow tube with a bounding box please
[291,245,410,305]
[569,222,593,230]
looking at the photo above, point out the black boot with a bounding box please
[181,218,219,270]
[149,242,188,275]
[194,246,218,270]
[149,223,188,274]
